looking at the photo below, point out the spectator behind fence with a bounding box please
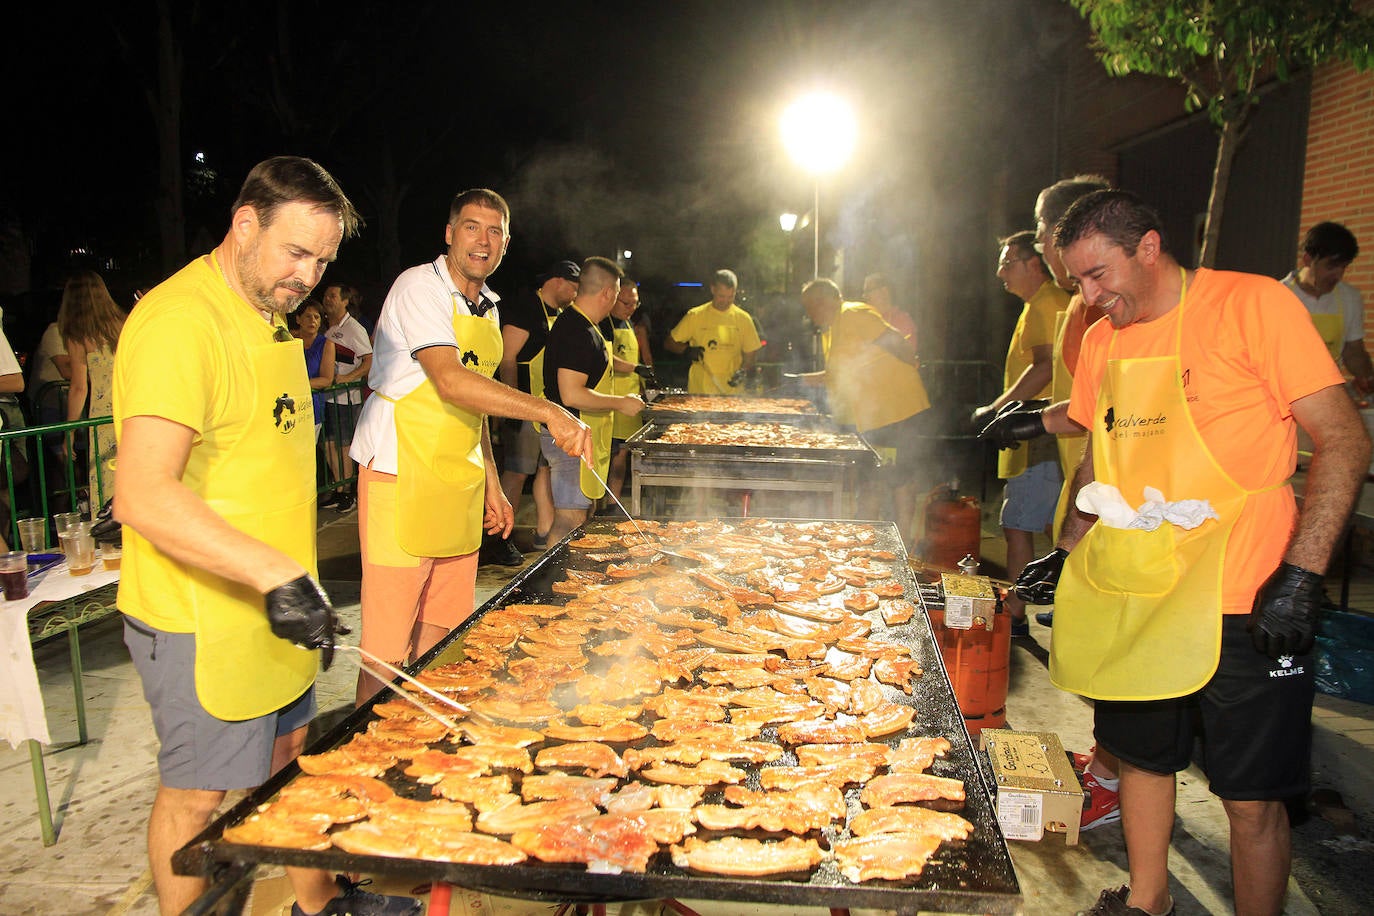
[295,299,336,440]
[320,282,371,511]
[59,271,127,509]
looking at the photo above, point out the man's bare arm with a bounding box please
[1288,383,1371,572]
[498,325,531,388]
[1055,435,1098,552]
[114,416,307,593]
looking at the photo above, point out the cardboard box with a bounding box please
[939,572,997,629]
[980,728,1083,845]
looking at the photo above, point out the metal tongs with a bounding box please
[582,459,700,567]
[337,645,497,734]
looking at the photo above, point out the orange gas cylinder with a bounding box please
[926,605,1009,737]
[919,484,981,571]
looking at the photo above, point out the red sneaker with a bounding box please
[1070,748,1093,774]
[1081,769,1121,830]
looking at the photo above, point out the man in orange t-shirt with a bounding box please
[1013,191,1367,916]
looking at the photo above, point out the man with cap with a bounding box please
[350,189,591,703]
[486,259,580,562]
[114,157,420,916]
[541,256,645,544]
[665,268,762,393]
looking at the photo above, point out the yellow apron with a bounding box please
[577,308,614,499]
[387,295,503,557]
[1052,270,1264,701]
[689,320,743,394]
[1050,309,1085,540]
[610,320,643,440]
[1310,312,1344,362]
[195,321,319,721]
[525,295,559,400]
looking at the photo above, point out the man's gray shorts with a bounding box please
[123,615,316,791]
[506,419,543,476]
[1000,459,1063,533]
[539,429,592,510]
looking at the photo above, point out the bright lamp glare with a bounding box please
[779,212,799,232]
[780,93,856,175]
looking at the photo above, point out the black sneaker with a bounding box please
[318,491,340,508]
[1078,886,1173,916]
[291,876,421,916]
[332,493,356,512]
[479,535,524,566]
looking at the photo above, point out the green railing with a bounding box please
[0,379,368,547]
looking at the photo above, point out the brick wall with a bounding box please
[1299,59,1374,350]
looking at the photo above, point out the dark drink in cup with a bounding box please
[0,568,28,600]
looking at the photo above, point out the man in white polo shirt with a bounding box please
[349,188,590,704]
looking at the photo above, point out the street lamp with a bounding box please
[779,213,798,292]
[780,93,856,278]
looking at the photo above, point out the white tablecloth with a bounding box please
[0,561,121,748]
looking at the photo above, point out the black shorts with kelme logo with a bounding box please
[1094,614,1315,800]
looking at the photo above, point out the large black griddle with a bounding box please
[625,420,879,466]
[175,520,1020,915]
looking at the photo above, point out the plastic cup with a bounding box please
[59,529,96,576]
[16,517,46,553]
[0,550,29,600]
[99,543,122,571]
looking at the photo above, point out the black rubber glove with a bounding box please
[1249,561,1323,658]
[1013,548,1069,605]
[970,404,998,433]
[634,364,660,388]
[265,574,337,670]
[979,400,1050,450]
[682,344,706,363]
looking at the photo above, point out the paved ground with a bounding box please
[2,504,1372,915]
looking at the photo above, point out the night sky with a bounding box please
[4,0,1081,366]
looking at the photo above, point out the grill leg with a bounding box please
[660,901,704,916]
[425,881,452,916]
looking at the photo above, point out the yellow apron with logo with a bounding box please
[1052,271,1264,701]
[195,322,319,721]
[688,317,742,394]
[1050,309,1086,540]
[578,310,614,499]
[388,303,503,558]
[610,321,643,440]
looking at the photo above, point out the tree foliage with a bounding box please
[1074,0,1374,128]
[1072,0,1374,266]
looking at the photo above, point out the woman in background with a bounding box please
[296,298,336,439]
[59,271,127,509]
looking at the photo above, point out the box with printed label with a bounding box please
[939,572,997,630]
[980,728,1083,845]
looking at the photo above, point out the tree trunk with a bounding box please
[153,0,186,275]
[1199,115,1244,269]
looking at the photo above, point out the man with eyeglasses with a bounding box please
[349,189,592,704]
[972,230,1069,636]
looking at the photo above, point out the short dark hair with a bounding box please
[326,283,362,309]
[579,256,625,296]
[1302,221,1359,263]
[1035,174,1111,230]
[998,230,1039,261]
[449,188,510,226]
[1055,189,1168,258]
[231,156,362,238]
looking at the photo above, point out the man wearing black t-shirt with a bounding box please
[487,260,579,563]
[540,256,644,543]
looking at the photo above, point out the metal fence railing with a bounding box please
[0,379,369,547]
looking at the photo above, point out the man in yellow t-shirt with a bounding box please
[799,278,930,544]
[971,230,1068,634]
[114,158,420,916]
[665,268,762,393]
